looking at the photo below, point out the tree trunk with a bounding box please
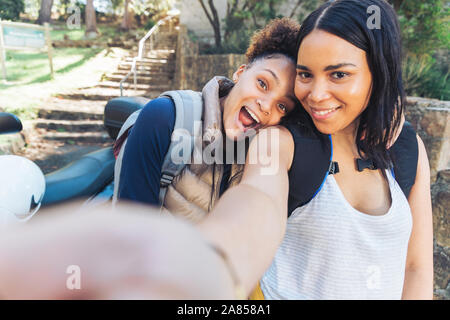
[289,0,303,19]
[85,0,98,38]
[121,0,131,31]
[391,0,404,11]
[198,0,222,49]
[37,0,54,25]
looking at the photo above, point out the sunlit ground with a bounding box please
[0,46,128,119]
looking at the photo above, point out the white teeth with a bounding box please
[313,107,339,116]
[244,106,260,123]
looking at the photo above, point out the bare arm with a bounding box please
[197,126,295,295]
[401,135,434,299]
[0,202,236,299]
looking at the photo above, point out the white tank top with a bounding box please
[260,170,412,300]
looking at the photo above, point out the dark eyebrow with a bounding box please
[297,63,357,72]
[323,63,356,71]
[263,68,279,84]
[296,64,310,71]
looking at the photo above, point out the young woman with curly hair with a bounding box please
[115,18,302,222]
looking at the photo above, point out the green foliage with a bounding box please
[295,0,323,23]
[0,0,25,21]
[403,53,449,100]
[390,0,449,100]
[222,0,282,50]
[206,0,323,55]
[395,0,449,55]
[144,19,155,30]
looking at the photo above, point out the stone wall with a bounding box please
[404,98,449,300]
[404,97,450,182]
[174,25,246,91]
[174,25,450,299]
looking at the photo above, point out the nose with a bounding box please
[308,78,331,104]
[257,99,271,116]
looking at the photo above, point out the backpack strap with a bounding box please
[112,90,203,206]
[283,122,332,216]
[284,120,419,217]
[158,90,203,205]
[389,121,418,198]
[112,109,143,205]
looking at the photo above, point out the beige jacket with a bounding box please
[162,77,244,222]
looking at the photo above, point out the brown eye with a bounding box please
[331,71,348,79]
[297,72,312,82]
[297,72,312,79]
[258,79,267,90]
[278,103,287,113]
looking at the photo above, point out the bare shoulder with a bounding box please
[247,125,295,170]
[415,134,430,181]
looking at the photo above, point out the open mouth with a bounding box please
[238,106,261,131]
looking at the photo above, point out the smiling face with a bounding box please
[295,29,373,136]
[221,56,297,141]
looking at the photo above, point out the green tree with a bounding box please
[0,0,25,21]
[85,0,98,37]
[389,0,449,99]
[198,0,326,53]
[389,0,449,55]
[36,0,54,24]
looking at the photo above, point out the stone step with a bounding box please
[111,69,172,77]
[97,81,172,91]
[105,74,172,84]
[38,109,104,121]
[40,97,105,113]
[118,64,174,72]
[33,119,105,132]
[42,131,112,144]
[123,57,174,64]
[57,88,124,101]
[126,53,175,60]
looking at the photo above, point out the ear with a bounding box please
[232,64,247,83]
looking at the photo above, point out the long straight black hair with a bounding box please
[296,0,405,169]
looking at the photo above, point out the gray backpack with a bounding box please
[112,90,203,206]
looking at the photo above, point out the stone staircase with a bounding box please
[61,25,178,100]
[104,27,178,98]
[15,22,179,174]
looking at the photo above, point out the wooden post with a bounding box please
[0,21,7,81]
[44,22,54,79]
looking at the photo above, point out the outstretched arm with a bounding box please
[197,126,295,295]
[0,202,236,299]
[0,126,294,300]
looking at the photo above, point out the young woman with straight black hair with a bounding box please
[200,0,433,299]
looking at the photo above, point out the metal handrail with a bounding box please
[120,15,177,96]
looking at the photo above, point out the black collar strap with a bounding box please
[356,158,377,172]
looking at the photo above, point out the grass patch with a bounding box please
[0,46,127,119]
[0,47,102,87]
[50,24,119,41]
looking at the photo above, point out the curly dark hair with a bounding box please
[218,18,300,99]
[245,17,300,64]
